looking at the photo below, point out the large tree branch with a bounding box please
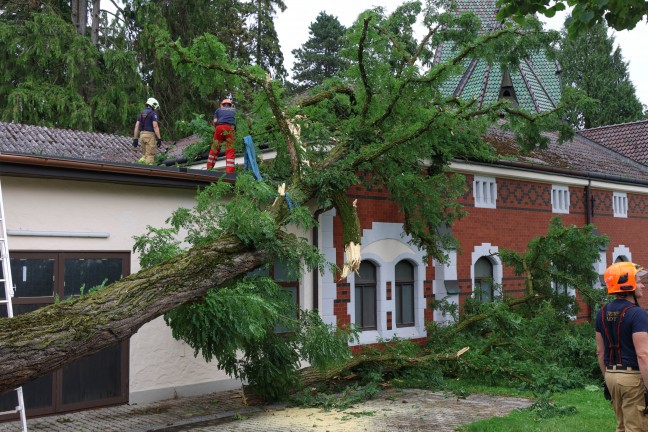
[297,86,356,109]
[373,27,516,128]
[0,236,271,393]
[166,41,301,177]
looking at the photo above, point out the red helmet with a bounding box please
[604,262,643,294]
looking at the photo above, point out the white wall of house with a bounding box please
[2,175,240,404]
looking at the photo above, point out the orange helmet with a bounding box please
[604,262,643,294]
[220,98,233,106]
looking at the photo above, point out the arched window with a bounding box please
[615,255,628,263]
[474,257,494,302]
[395,260,415,327]
[355,261,377,330]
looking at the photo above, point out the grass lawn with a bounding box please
[456,387,617,432]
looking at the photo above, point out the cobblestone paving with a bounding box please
[0,388,532,432]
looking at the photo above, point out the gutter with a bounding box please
[452,158,648,190]
[0,153,235,188]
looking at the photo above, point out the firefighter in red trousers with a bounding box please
[597,261,648,431]
[207,98,236,172]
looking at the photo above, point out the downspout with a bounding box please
[585,179,591,225]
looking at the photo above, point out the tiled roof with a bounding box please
[485,126,648,182]
[579,120,648,166]
[455,0,502,32]
[0,122,141,163]
[436,0,561,113]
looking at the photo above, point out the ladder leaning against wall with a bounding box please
[0,179,28,431]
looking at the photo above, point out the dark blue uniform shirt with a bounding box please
[138,108,158,132]
[596,299,648,368]
[213,106,236,126]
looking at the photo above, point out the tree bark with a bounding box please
[91,0,100,45]
[71,0,88,36]
[0,236,270,393]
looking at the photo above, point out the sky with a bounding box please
[274,1,648,108]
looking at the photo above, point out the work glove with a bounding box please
[156,138,162,148]
[603,383,611,401]
[132,138,138,148]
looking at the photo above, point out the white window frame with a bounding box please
[551,185,570,214]
[473,176,497,209]
[613,192,628,218]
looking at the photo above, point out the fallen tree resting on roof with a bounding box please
[0,5,580,397]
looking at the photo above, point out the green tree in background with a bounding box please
[246,0,287,79]
[0,7,144,134]
[558,20,645,129]
[291,12,347,89]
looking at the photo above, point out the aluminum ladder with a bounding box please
[0,180,27,431]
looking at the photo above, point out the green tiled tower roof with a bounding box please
[436,0,561,113]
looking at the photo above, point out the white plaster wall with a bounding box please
[433,250,459,324]
[1,176,238,403]
[319,209,337,327]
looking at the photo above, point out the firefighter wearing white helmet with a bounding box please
[596,261,648,431]
[133,97,163,164]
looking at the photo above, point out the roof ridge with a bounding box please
[581,119,648,133]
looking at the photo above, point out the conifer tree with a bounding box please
[246,0,287,79]
[0,6,144,134]
[559,20,645,129]
[291,12,347,89]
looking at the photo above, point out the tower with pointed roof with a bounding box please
[435,0,561,113]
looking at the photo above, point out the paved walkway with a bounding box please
[0,388,532,431]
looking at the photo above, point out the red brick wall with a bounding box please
[329,172,648,327]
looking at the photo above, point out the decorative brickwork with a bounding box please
[387,311,393,330]
[386,281,392,300]
[497,179,551,210]
[629,194,648,218]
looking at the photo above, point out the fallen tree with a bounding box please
[0,1,575,397]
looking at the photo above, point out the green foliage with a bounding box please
[291,12,348,89]
[496,0,648,34]
[558,20,645,129]
[499,216,608,309]
[247,0,288,79]
[163,277,356,400]
[290,381,381,411]
[0,10,144,133]
[132,226,183,269]
[176,115,215,162]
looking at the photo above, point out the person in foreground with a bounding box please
[597,261,648,431]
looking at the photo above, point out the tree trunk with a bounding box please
[71,0,88,36]
[0,236,270,393]
[91,0,100,45]
[243,347,471,403]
